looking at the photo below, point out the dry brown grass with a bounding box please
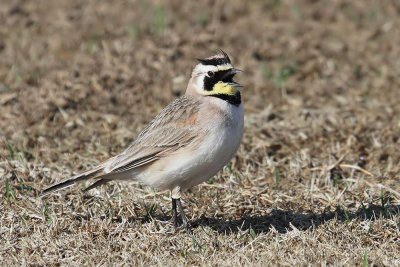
[1,0,400,265]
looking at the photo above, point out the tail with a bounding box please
[40,166,104,197]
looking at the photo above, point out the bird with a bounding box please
[41,50,244,232]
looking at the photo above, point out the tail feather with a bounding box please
[40,167,103,197]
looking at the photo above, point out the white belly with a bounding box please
[138,103,244,191]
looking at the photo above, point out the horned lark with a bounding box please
[41,50,244,232]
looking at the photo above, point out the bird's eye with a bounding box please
[207,71,214,77]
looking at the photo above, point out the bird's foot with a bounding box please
[174,221,193,235]
[157,217,192,234]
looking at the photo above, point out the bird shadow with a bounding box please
[190,203,400,235]
[72,195,400,236]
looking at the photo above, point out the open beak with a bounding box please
[225,68,243,87]
[230,68,243,74]
[226,82,243,87]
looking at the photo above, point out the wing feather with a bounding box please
[107,95,203,173]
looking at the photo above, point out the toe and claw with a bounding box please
[157,187,192,234]
[170,198,192,234]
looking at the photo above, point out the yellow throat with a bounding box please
[204,81,236,96]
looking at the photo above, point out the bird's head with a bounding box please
[187,50,242,106]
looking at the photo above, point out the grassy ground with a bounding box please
[1,0,400,265]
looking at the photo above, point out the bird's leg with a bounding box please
[171,198,178,228]
[171,186,181,227]
[157,197,178,231]
[171,186,192,234]
[176,198,192,233]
